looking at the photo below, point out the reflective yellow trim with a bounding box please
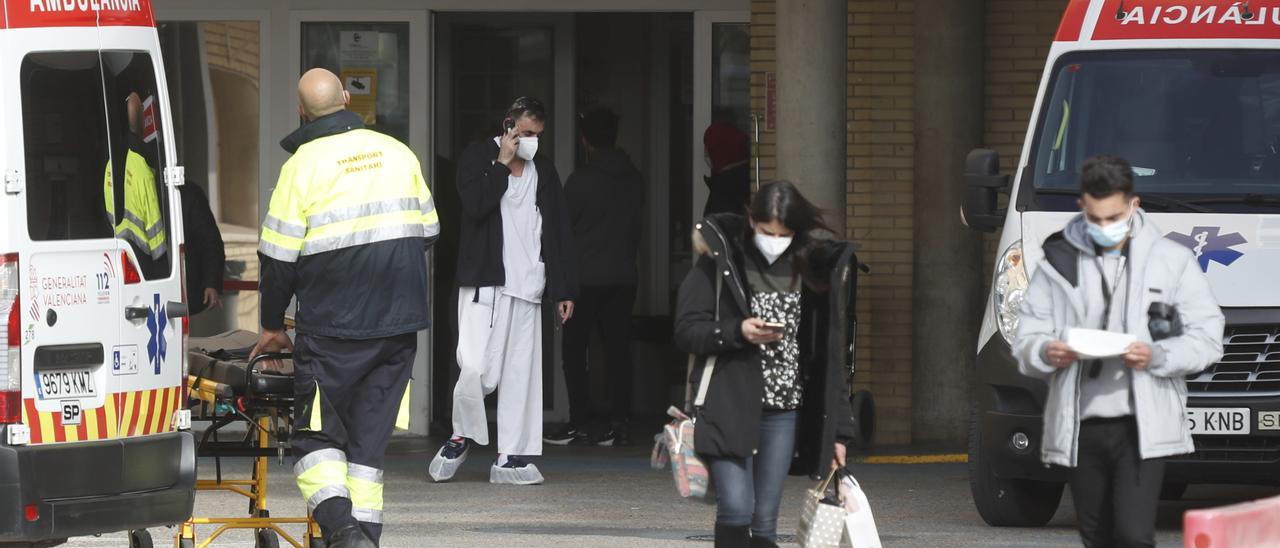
[308,382,323,432]
[395,382,411,431]
[347,475,384,512]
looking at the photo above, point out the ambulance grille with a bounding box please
[1185,325,1280,396]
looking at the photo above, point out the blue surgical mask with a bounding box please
[1086,207,1134,248]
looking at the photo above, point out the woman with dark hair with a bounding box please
[675,181,860,547]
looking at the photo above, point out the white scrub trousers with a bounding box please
[451,287,543,456]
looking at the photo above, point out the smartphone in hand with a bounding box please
[762,321,785,334]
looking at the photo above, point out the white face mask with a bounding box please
[1085,203,1135,248]
[754,233,793,264]
[517,136,539,161]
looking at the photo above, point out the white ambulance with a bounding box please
[964,0,1280,527]
[0,0,194,545]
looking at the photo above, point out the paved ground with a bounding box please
[63,435,1279,547]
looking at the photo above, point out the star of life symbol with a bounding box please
[1165,227,1247,272]
[146,293,167,374]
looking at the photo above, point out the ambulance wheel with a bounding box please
[255,529,280,548]
[968,409,1063,527]
[1160,482,1188,501]
[128,529,153,548]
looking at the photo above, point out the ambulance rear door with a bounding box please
[99,43,186,441]
[8,30,124,445]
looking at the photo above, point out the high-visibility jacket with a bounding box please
[104,149,167,259]
[259,110,439,338]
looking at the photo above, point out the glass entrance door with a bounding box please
[692,11,751,230]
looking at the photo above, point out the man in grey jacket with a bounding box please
[1014,155,1224,548]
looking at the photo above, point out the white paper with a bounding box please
[1066,328,1136,359]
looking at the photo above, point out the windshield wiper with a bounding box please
[1185,194,1280,209]
[1030,188,1214,213]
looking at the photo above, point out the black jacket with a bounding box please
[177,184,224,316]
[564,148,644,286]
[674,213,859,479]
[454,139,578,302]
[260,111,437,339]
[702,163,750,217]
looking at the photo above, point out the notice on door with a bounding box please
[341,68,379,125]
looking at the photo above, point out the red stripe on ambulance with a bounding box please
[1091,0,1280,40]
[1,0,154,30]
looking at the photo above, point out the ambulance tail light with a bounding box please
[0,253,22,424]
[121,251,141,285]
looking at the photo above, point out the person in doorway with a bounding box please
[105,91,167,279]
[701,121,750,217]
[675,180,858,548]
[546,107,644,447]
[1014,155,1224,548]
[430,96,578,485]
[177,182,225,315]
[251,68,440,548]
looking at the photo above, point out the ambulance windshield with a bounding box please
[1029,50,1280,212]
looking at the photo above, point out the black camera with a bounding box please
[1148,302,1183,341]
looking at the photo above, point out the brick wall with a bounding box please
[202,22,261,85]
[749,0,1065,446]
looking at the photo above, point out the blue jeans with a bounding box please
[707,410,798,541]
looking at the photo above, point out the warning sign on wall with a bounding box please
[341,68,378,125]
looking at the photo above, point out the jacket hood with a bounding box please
[281,110,365,154]
[1061,208,1158,257]
[692,213,748,257]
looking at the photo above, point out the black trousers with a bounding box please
[1069,417,1165,548]
[560,284,636,429]
[292,332,416,544]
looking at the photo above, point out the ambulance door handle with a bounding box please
[125,306,150,321]
[166,302,189,319]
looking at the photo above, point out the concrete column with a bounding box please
[912,0,986,445]
[775,0,847,235]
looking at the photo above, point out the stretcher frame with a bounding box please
[179,352,324,548]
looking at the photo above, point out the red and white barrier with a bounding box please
[1184,494,1280,548]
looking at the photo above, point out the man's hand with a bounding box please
[559,301,575,324]
[741,318,783,345]
[1124,342,1153,371]
[203,288,222,310]
[250,329,294,372]
[1044,341,1078,369]
[497,127,519,166]
[831,442,848,471]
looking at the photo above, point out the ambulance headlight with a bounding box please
[993,240,1027,343]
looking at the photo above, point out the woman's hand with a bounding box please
[831,442,848,471]
[741,318,783,345]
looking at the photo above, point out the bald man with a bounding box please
[252,68,440,548]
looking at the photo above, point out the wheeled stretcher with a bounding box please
[182,330,323,548]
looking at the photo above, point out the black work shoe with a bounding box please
[544,425,591,446]
[329,524,376,548]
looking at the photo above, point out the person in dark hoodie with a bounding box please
[176,182,225,315]
[430,96,578,486]
[545,107,644,447]
[702,122,751,217]
[676,181,859,548]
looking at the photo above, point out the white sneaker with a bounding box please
[429,438,470,482]
[489,456,545,485]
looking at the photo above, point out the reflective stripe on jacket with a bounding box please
[104,149,167,259]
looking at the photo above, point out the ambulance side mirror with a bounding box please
[961,148,1009,233]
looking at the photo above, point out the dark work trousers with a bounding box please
[560,284,636,430]
[292,332,416,545]
[1069,417,1166,548]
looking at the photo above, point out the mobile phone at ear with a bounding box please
[503,119,515,133]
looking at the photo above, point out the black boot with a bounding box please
[749,536,779,548]
[329,524,377,548]
[714,524,751,548]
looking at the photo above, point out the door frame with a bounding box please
[691,10,749,231]
[287,10,434,434]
